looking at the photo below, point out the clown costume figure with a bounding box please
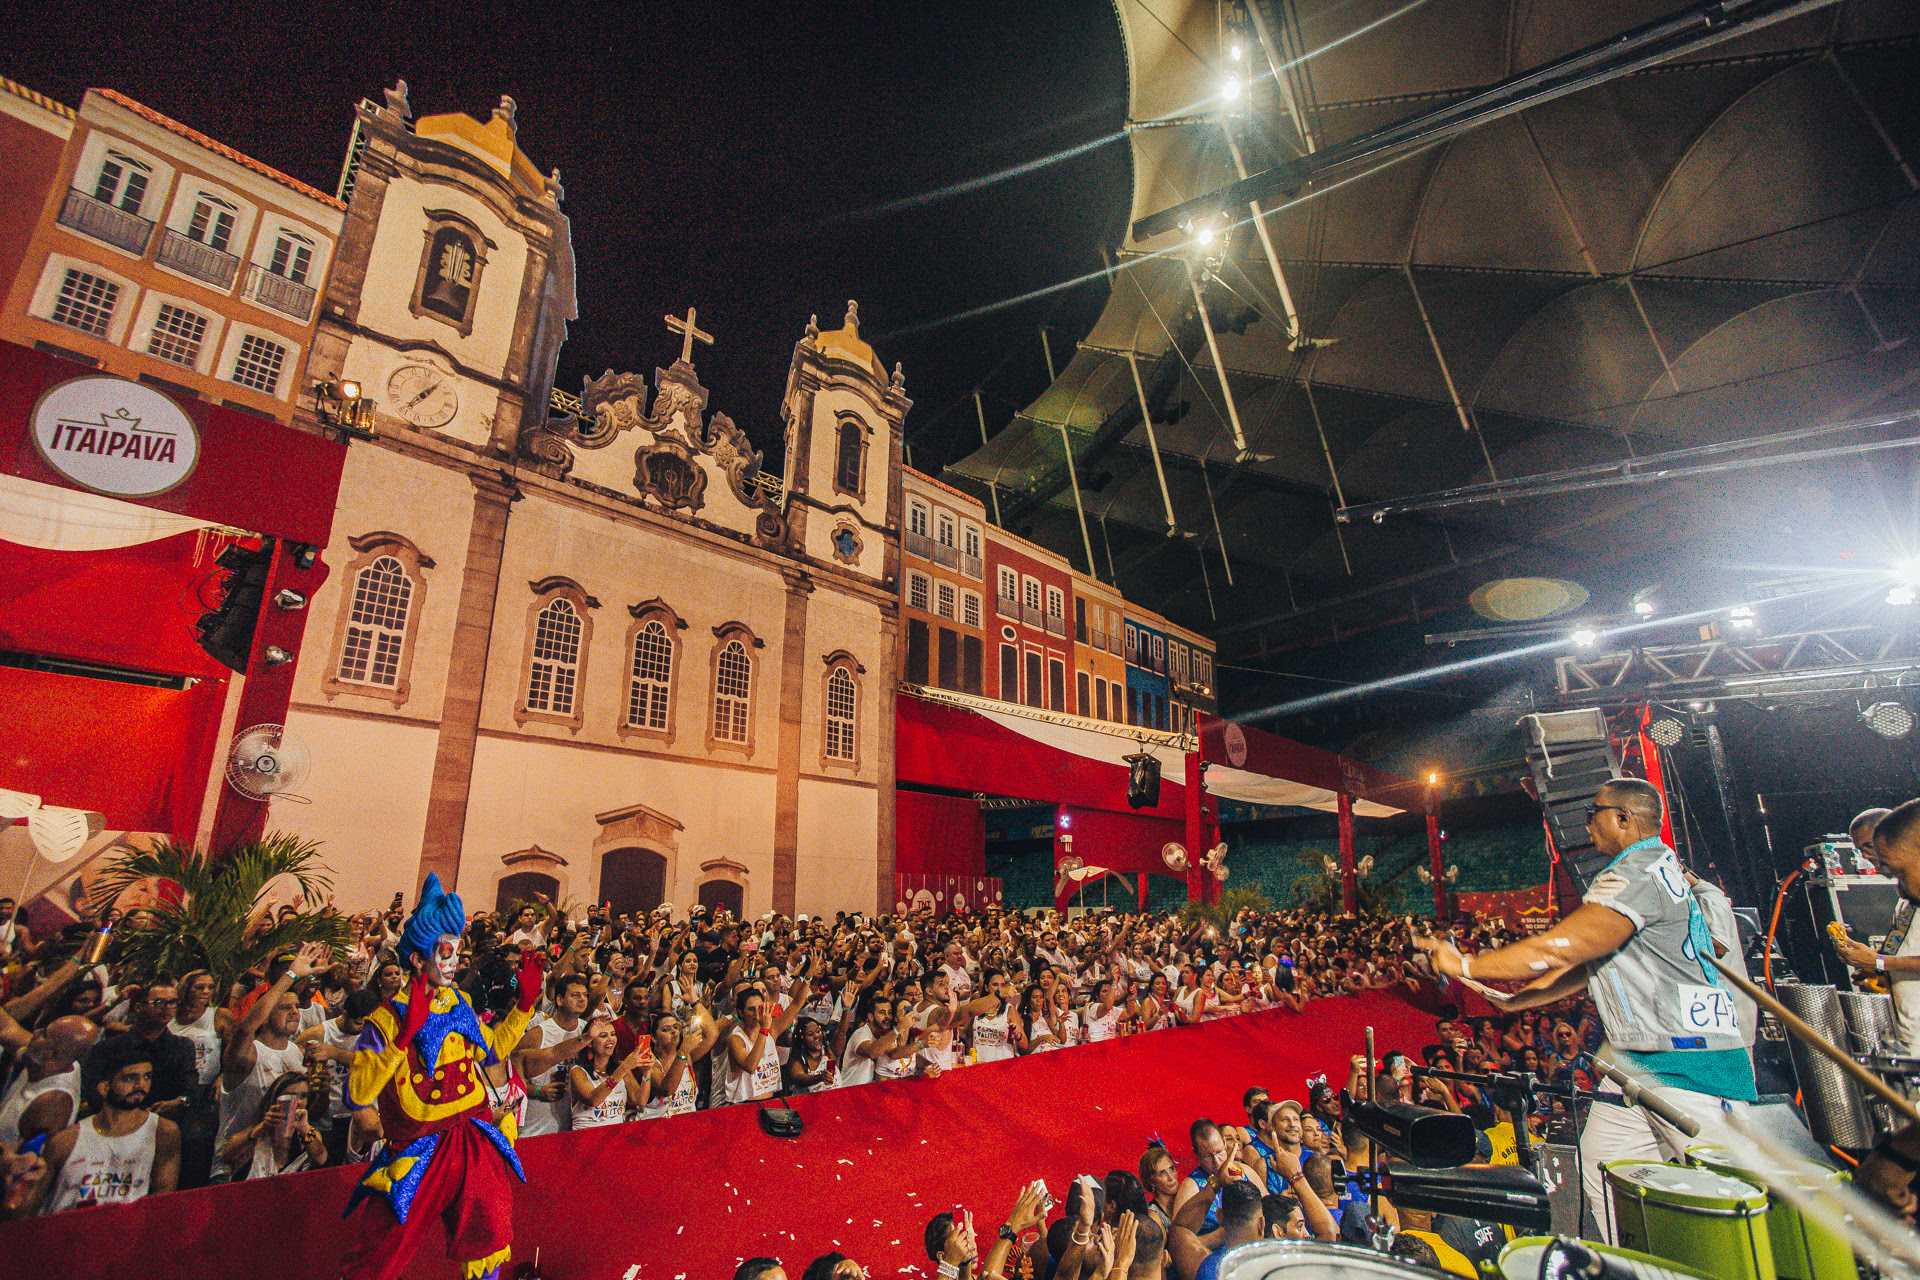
[339,874,545,1280]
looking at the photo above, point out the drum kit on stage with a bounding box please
[1213,995,1920,1280]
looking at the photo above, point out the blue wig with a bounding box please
[399,873,467,965]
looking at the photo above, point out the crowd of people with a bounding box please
[0,886,1586,1222]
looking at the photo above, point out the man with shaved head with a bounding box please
[0,1015,98,1146]
[1417,776,1755,1241]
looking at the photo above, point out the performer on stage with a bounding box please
[340,874,544,1280]
[1415,778,1755,1243]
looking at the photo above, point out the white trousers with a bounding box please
[1577,1069,1751,1244]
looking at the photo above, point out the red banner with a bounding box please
[894,872,1003,915]
[1456,882,1555,932]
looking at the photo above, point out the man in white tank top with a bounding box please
[29,1043,180,1214]
[213,945,328,1181]
[0,1015,97,1147]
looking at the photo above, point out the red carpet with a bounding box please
[2,992,1441,1279]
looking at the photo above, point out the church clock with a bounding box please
[386,363,461,430]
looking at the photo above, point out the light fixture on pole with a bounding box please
[313,378,376,440]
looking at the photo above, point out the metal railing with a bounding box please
[960,552,983,579]
[903,529,932,560]
[931,541,959,569]
[996,594,1018,620]
[1046,614,1068,638]
[1090,629,1106,651]
[244,263,316,321]
[58,188,153,254]
[156,228,240,289]
[1022,603,1046,630]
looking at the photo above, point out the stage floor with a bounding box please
[0,992,1441,1279]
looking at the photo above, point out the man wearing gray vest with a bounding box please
[1416,777,1756,1241]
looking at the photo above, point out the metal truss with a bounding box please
[1554,624,1920,702]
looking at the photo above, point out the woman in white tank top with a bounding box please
[171,971,231,1089]
[1019,985,1062,1053]
[569,1018,649,1128]
[1138,974,1176,1032]
[223,1074,328,1180]
[640,1008,718,1119]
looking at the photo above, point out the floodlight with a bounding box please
[1633,601,1655,617]
[1889,585,1917,607]
[1222,77,1242,101]
[1863,702,1914,740]
[1648,718,1684,748]
[1571,629,1597,647]
[1230,42,1244,60]
[1196,224,1215,246]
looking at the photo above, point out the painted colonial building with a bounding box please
[281,85,905,919]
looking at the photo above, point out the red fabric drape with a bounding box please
[895,790,985,876]
[0,991,1442,1278]
[0,531,234,677]
[0,664,225,836]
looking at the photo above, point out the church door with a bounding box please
[496,871,559,915]
[600,847,667,918]
[698,879,743,919]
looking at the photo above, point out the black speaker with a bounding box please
[195,539,274,672]
[1521,709,1621,894]
[1126,753,1161,810]
[1342,1094,1477,1167]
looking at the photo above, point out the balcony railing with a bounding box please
[959,552,983,579]
[156,228,240,289]
[903,529,932,560]
[1021,603,1046,630]
[1090,628,1107,651]
[1046,614,1067,638]
[244,263,317,322]
[58,188,154,254]
[931,541,959,569]
[996,593,1019,620]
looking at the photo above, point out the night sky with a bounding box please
[8,0,1131,470]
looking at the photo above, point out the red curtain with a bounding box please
[895,789,985,876]
[0,531,233,677]
[0,664,225,836]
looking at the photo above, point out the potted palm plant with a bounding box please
[89,832,353,993]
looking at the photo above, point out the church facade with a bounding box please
[282,86,904,920]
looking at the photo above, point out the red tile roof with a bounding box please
[92,88,344,210]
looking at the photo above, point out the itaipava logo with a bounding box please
[31,375,200,498]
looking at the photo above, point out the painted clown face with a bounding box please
[417,932,461,986]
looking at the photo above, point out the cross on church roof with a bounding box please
[665,307,714,367]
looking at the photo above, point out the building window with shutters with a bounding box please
[618,598,685,743]
[323,533,432,707]
[515,577,597,730]
[962,634,983,694]
[937,627,960,689]
[146,302,209,368]
[707,623,761,753]
[228,331,288,395]
[1077,671,1090,718]
[48,267,120,337]
[187,197,236,252]
[999,642,1018,702]
[833,418,867,500]
[906,618,931,685]
[822,653,862,768]
[962,590,981,629]
[1095,678,1108,721]
[936,581,955,620]
[907,571,930,613]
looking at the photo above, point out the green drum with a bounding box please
[1603,1160,1775,1280]
[1499,1235,1715,1280]
[1687,1144,1855,1280]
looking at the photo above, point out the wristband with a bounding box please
[999,1225,1018,1243]
[1878,955,1888,974]
[938,1264,961,1279]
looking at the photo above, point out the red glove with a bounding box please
[395,969,432,1049]
[516,950,547,1013]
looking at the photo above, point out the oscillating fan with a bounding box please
[226,724,313,803]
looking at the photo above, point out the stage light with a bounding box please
[314,378,376,440]
[1427,771,1439,784]
[1633,601,1655,617]
[1863,702,1914,740]
[1059,812,1071,829]
[1894,557,1920,587]
[272,588,307,611]
[1889,584,1917,606]
[1195,224,1215,246]
[1221,76,1242,101]
[263,645,294,667]
[338,379,360,401]
[1230,42,1243,60]
[290,543,318,570]
[1648,718,1685,748]
[1687,699,1713,713]
[1729,605,1756,630]
[1570,629,1597,647]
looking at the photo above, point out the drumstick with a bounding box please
[1710,955,1920,1129]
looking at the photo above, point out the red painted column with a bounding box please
[1185,751,1204,903]
[208,539,331,855]
[1338,791,1356,915]
[1138,869,1149,911]
[1428,813,1446,921]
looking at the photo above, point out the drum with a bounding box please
[1499,1235,1713,1280]
[1686,1145,1854,1280]
[1603,1160,1775,1280]
[1213,1240,1434,1280]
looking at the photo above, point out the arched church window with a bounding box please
[835,421,864,497]
[825,667,856,762]
[629,619,673,731]
[411,211,492,337]
[713,639,752,745]
[324,532,433,707]
[516,576,597,730]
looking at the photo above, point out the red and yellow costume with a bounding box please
[339,876,540,1280]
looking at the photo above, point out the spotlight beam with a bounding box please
[824,130,1128,227]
